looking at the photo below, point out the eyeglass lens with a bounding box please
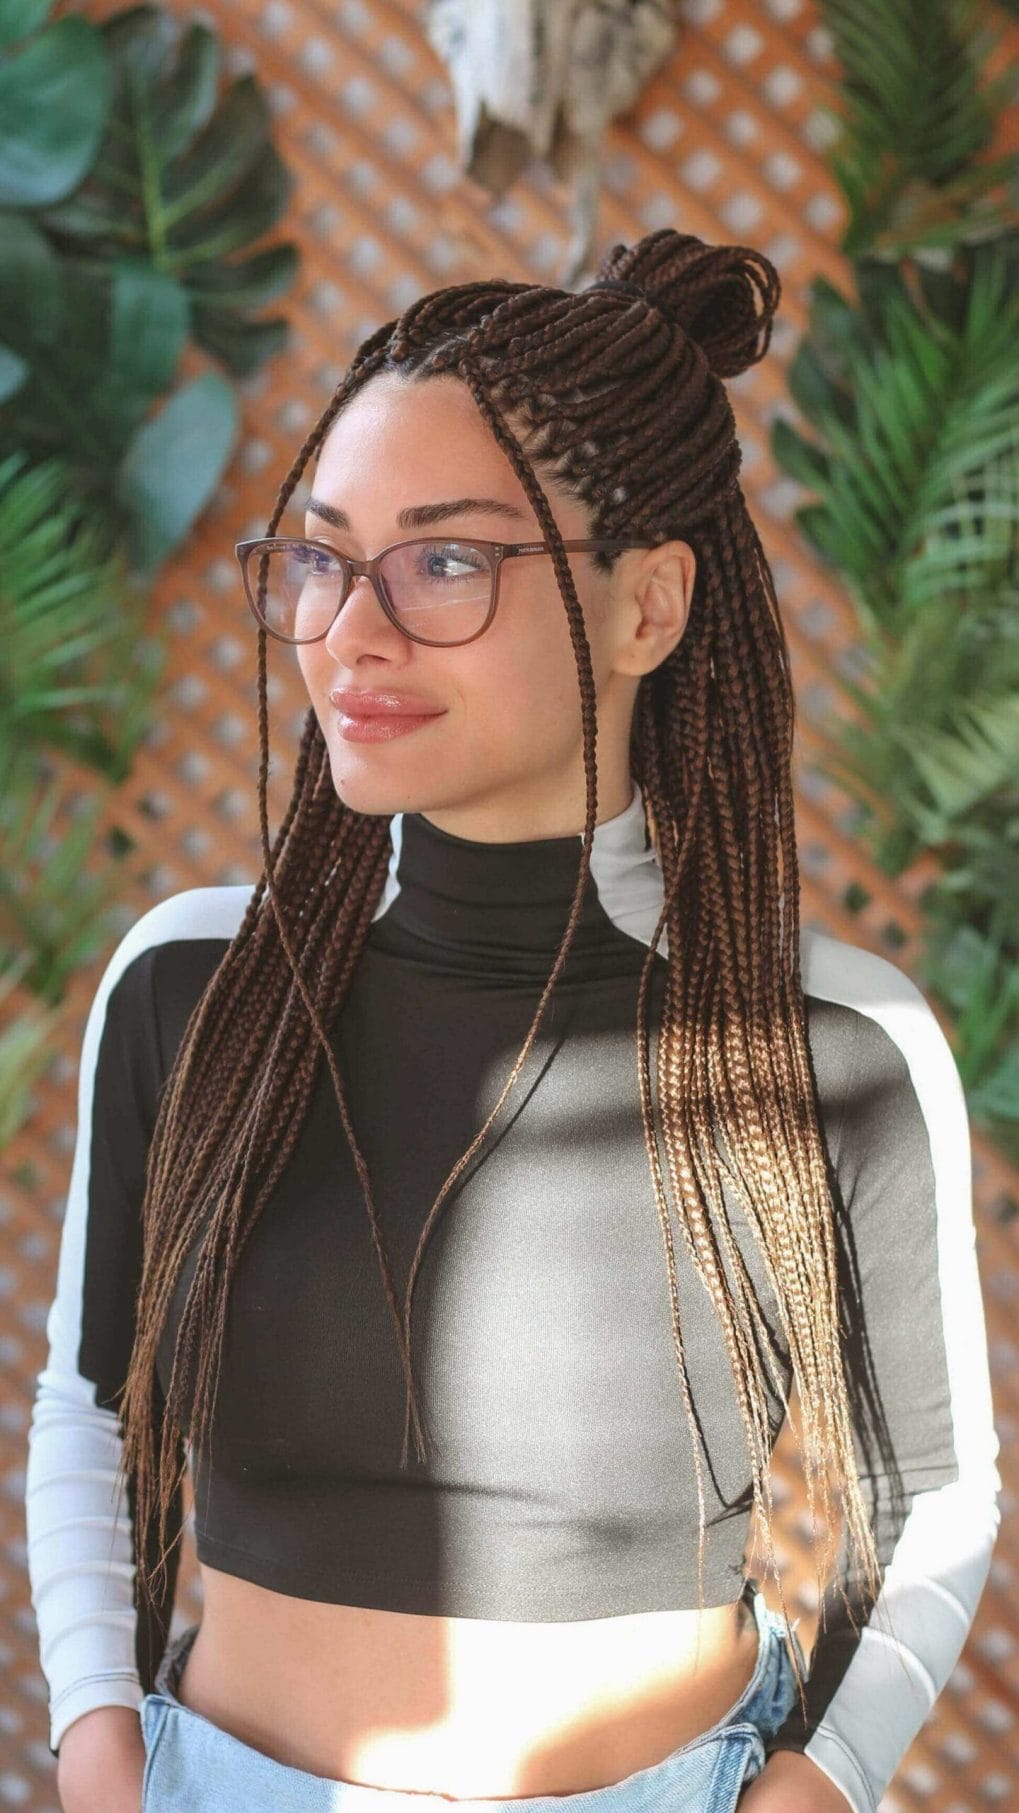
[250,540,494,644]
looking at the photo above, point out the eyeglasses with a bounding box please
[235,534,656,648]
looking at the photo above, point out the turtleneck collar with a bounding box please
[367,779,666,981]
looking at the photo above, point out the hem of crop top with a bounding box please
[194,1532,752,1620]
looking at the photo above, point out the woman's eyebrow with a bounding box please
[305,495,530,532]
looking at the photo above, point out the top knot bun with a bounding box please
[590,230,781,380]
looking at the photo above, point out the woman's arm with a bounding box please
[25,914,185,1760]
[56,1706,146,1813]
[759,937,1003,1812]
[740,1747,854,1810]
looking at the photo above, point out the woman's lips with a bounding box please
[334,707,445,742]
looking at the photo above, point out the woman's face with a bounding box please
[296,370,692,841]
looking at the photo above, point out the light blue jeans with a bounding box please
[140,1577,805,1813]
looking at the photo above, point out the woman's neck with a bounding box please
[366,778,664,982]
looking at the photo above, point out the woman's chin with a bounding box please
[327,758,431,821]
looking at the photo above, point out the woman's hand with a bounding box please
[55,1704,147,1813]
[738,1747,855,1810]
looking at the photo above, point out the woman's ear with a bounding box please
[613,541,696,677]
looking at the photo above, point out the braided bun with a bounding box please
[590,229,781,380]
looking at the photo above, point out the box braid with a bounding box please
[116,229,896,1728]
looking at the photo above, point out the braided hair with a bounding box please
[117,229,893,1722]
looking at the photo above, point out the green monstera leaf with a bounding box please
[31,3,297,377]
[0,226,238,575]
[0,9,111,204]
[115,368,238,578]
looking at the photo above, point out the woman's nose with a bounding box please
[323,571,405,656]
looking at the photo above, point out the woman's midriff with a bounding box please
[174,1560,764,1798]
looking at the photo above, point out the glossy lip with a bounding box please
[329,687,445,718]
[334,710,440,743]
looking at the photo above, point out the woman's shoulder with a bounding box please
[800,924,932,1013]
[88,885,252,1060]
[99,883,249,988]
[799,927,967,1182]
[118,882,253,959]
[800,924,947,1051]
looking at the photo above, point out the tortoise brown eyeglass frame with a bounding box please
[235,534,658,648]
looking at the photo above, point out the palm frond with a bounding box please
[0,747,133,1005]
[774,242,1019,632]
[0,448,165,777]
[817,0,1019,256]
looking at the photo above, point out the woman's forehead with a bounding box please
[316,376,503,480]
[313,376,576,528]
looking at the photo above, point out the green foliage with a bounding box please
[0,449,165,778]
[0,12,111,203]
[819,0,1019,258]
[0,223,239,577]
[0,747,136,1008]
[777,248,1019,626]
[34,4,298,377]
[0,446,166,1135]
[774,1,1019,1156]
[923,829,1019,1162]
[0,954,66,1151]
[0,0,300,1149]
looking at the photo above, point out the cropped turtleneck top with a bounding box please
[26,781,1001,1813]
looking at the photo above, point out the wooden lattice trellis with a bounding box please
[3,1,1018,1807]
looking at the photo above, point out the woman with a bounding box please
[28,230,1001,1813]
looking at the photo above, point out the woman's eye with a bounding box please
[297,543,341,573]
[419,544,485,579]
